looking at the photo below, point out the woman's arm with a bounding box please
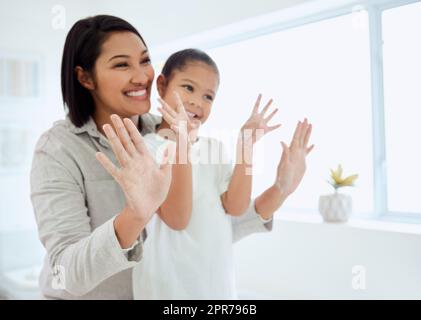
[255,119,314,220]
[31,116,172,297]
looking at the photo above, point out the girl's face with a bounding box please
[81,31,155,119]
[157,62,219,125]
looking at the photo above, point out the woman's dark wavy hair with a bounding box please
[61,15,146,127]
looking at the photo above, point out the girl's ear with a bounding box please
[75,66,95,90]
[156,74,167,97]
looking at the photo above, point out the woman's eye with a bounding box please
[114,62,128,68]
[182,85,194,92]
[141,58,151,65]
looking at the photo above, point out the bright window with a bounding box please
[205,13,374,213]
[382,2,421,214]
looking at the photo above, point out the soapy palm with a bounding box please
[241,94,282,145]
[275,118,314,196]
[96,115,173,223]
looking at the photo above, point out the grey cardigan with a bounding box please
[30,113,272,300]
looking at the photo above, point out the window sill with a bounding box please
[275,212,421,235]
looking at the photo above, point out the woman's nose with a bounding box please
[131,66,150,85]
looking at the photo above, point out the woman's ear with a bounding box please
[156,74,167,97]
[75,66,95,90]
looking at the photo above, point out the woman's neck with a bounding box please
[93,109,140,136]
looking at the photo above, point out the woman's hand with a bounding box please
[274,118,314,196]
[254,118,314,220]
[240,94,282,146]
[96,114,173,224]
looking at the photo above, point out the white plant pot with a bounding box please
[318,192,352,222]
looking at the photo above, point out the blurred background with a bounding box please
[0,0,420,299]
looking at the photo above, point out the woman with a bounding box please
[30,15,279,300]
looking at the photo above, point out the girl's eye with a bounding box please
[204,95,214,102]
[182,85,194,92]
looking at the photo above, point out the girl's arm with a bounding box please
[157,144,193,230]
[255,119,314,220]
[222,94,281,216]
[156,93,198,230]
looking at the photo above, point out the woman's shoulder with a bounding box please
[34,117,79,153]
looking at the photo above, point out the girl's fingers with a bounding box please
[158,98,177,118]
[123,118,148,155]
[260,98,273,116]
[303,122,312,147]
[252,93,262,114]
[266,123,282,133]
[103,123,130,166]
[173,91,187,115]
[110,115,137,157]
[96,152,119,180]
[158,107,176,125]
[264,108,278,124]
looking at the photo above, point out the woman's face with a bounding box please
[89,31,154,119]
[158,62,219,125]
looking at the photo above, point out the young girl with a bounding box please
[132,49,313,299]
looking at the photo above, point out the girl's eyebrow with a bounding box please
[108,50,149,62]
[181,78,215,96]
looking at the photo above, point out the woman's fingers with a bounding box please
[252,94,262,114]
[103,123,130,166]
[298,118,308,145]
[306,144,315,155]
[110,115,137,157]
[96,152,119,180]
[291,121,302,147]
[303,122,312,147]
[123,118,148,155]
[280,141,290,163]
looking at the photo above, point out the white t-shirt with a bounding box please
[132,133,236,299]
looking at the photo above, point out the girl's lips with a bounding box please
[186,111,199,119]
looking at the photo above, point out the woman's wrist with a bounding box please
[114,206,147,249]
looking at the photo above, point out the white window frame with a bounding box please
[151,0,421,223]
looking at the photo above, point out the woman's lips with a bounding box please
[124,89,148,101]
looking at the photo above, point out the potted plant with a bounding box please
[318,164,358,222]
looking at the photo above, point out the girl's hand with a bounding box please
[275,118,314,196]
[157,91,201,145]
[96,114,174,224]
[240,94,282,146]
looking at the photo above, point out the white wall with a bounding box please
[235,216,421,299]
